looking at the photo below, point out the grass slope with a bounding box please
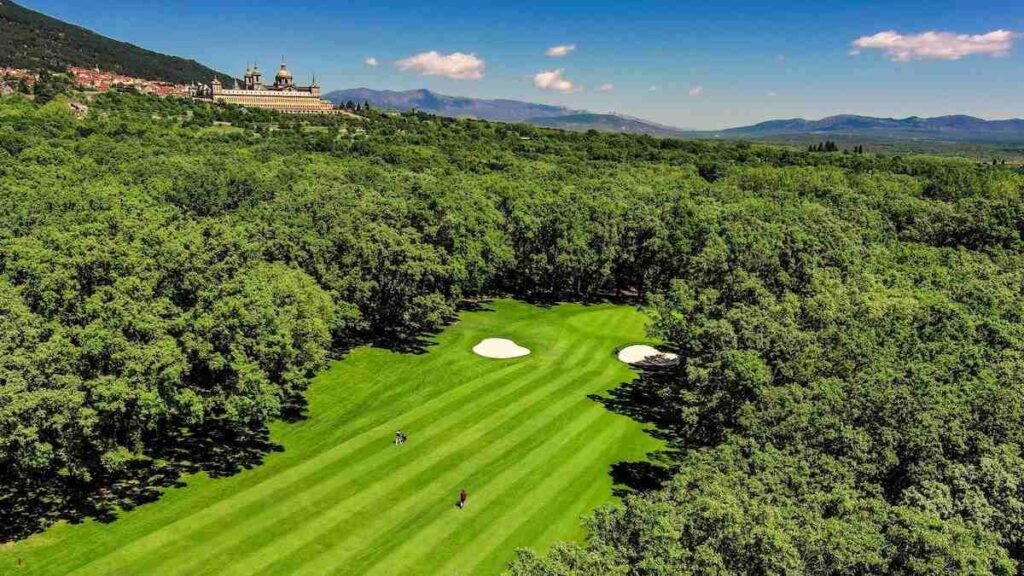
[4,300,659,575]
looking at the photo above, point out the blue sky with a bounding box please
[20,0,1024,128]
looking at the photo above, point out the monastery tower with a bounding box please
[191,60,338,114]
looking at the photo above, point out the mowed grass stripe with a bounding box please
[209,342,609,576]
[323,393,618,573]
[456,422,639,574]
[69,359,537,575]
[281,366,619,575]
[296,318,567,448]
[12,301,659,576]
[53,343,485,571]
[154,340,602,575]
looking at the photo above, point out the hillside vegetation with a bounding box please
[3,92,1024,573]
[0,1,234,85]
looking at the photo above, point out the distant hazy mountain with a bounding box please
[529,113,691,137]
[326,90,1024,143]
[716,114,1024,142]
[0,0,234,85]
[325,88,690,136]
[326,88,574,123]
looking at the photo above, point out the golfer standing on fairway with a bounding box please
[459,489,467,509]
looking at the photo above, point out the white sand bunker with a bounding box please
[618,345,680,367]
[473,338,531,359]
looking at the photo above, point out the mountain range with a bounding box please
[324,88,691,137]
[714,114,1024,142]
[4,0,1024,144]
[326,88,1024,143]
[326,88,570,123]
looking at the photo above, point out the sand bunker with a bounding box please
[617,344,679,367]
[473,338,531,359]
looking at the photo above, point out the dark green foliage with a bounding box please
[506,131,1024,573]
[27,68,72,104]
[0,1,234,85]
[811,140,841,153]
[4,92,1024,575]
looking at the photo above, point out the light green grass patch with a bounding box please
[5,300,659,575]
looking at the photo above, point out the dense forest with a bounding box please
[3,91,1024,573]
[0,1,235,85]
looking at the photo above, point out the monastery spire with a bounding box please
[193,58,337,114]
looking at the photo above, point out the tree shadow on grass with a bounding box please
[3,300,507,544]
[609,461,675,497]
[589,369,682,443]
[152,418,283,479]
[591,366,689,497]
[368,303,474,355]
[1,457,185,543]
[280,390,310,423]
[582,291,644,308]
[458,298,495,313]
[370,298,502,355]
[515,291,643,310]
[0,418,281,543]
[372,334,436,355]
[517,293,560,309]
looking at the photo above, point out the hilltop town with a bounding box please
[0,66,189,97]
[1,62,348,117]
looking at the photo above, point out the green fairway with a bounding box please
[4,300,659,575]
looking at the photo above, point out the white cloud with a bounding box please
[533,69,578,93]
[598,83,615,92]
[365,57,379,67]
[648,85,659,91]
[688,85,704,97]
[395,51,486,79]
[767,90,778,97]
[546,44,576,57]
[852,29,1020,61]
